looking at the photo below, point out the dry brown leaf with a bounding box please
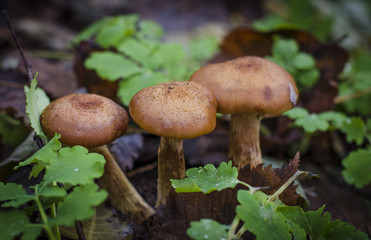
[60,205,133,240]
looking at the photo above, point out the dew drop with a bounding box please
[204,235,208,239]
[74,168,79,172]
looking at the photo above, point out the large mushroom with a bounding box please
[40,93,154,223]
[129,81,217,206]
[190,56,298,169]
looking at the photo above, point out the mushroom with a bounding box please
[190,56,298,169]
[129,81,217,206]
[40,93,154,223]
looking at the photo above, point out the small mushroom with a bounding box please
[190,56,299,169]
[129,81,217,206]
[40,93,154,223]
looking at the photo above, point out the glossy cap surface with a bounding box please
[40,93,128,148]
[129,81,217,139]
[190,56,298,115]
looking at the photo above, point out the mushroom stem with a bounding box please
[156,137,186,207]
[91,145,155,223]
[229,113,263,169]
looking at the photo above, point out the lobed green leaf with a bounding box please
[52,184,108,227]
[187,219,229,240]
[0,182,34,208]
[171,161,240,194]
[0,210,42,240]
[84,52,142,81]
[342,149,371,188]
[43,145,105,186]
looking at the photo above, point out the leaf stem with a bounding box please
[35,196,56,240]
[235,225,247,238]
[268,170,304,202]
[227,215,240,240]
[237,181,264,193]
[51,182,61,240]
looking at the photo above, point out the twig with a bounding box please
[75,221,86,240]
[333,87,371,104]
[1,10,33,84]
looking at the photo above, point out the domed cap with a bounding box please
[190,56,298,115]
[40,93,129,148]
[129,81,217,139]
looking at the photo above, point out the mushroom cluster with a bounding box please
[40,93,154,223]
[190,56,298,169]
[129,81,217,206]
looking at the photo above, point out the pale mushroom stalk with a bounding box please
[157,137,186,206]
[40,93,155,223]
[90,145,155,222]
[229,113,263,169]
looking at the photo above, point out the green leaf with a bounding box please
[342,149,371,188]
[318,111,348,129]
[37,184,67,198]
[43,145,105,185]
[189,36,219,62]
[271,36,299,62]
[340,117,366,145]
[0,210,42,240]
[71,17,111,46]
[236,190,292,240]
[95,15,139,48]
[152,43,187,79]
[283,107,309,119]
[297,68,320,89]
[138,19,164,40]
[171,161,240,194]
[85,52,142,81]
[0,182,34,208]
[295,114,330,133]
[117,38,158,68]
[117,71,169,106]
[16,134,61,178]
[24,76,50,143]
[293,53,316,70]
[187,219,229,240]
[52,184,108,227]
[278,205,368,240]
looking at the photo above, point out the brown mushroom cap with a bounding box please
[190,56,299,115]
[129,81,217,139]
[40,93,128,148]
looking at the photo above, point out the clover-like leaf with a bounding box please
[187,219,229,240]
[24,76,50,143]
[342,149,371,188]
[0,182,34,208]
[95,15,138,48]
[84,52,142,81]
[117,38,158,69]
[171,161,240,194]
[43,145,105,186]
[295,114,330,133]
[283,107,309,119]
[0,210,42,240]
[340,117,366,145]
[52,184,108,227]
